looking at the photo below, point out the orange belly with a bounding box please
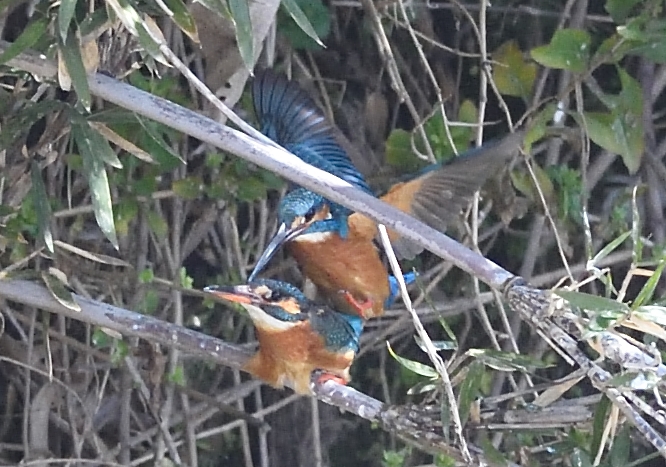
[244,323,355,395]
[289,234,389,318]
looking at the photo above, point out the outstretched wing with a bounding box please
[252,70,372,194]
[350,131,525,258]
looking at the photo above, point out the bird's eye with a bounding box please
[267,289,281,301]
[304,207,317,222]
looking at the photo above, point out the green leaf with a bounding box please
[458,361,484,427]
[609,426,631,467]
[531,28,591,73]
[554,290,629,313]
[92,327,115,348]
[479,435,508,466]
[80,120,123,168]
[30,161,54,254]
[415,336,456,351]
[137,116,185,169]
[139,267,154,283]
[387,342,438,378]
[60,31,92,111]
[581,110,644,174]
[236,177,267,202]
[179,266,193,289]
[172,177,203,199]
[136,21,169,65]
[590,396,611,456]
[385,129,424,173]
[0,18,48,66]
[467,349,553,372]
[79,8,110,38]
[105,0,141,35]
[278,0,330,50]
[58,0,78,41]
[492,40,537,99]
[73,123,119,249]
[590,231,631,267]
[604,0,641,23]
[281,0,325,48]
[195,0,230,18]
[164,0,199,42]
[618,17,666,63]
[633,260,666,308]
[167,364,186,385]
[228,0,254,70]
[147,210,168,241]
[41,270,81,312]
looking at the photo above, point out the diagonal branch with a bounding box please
[2,41,517,292]
[0,279,503,465]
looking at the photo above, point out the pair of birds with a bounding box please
[206,71,524,395]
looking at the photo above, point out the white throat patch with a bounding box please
[293,231,334,243]
[241,303,295,331]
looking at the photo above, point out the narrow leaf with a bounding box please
[555,290,629,313]
[41,269,81,312]
[590,231,631,266]
[138,16,169,65]
[458,361,484,427]
[58,0,77,41]
[281,0,324,47]
[88,121,156,164]
[386,342,438,378]
[73,123,119,249]
[228,0,254,70]
[30,161,54,253]
[82,121,123,168]
[137,116,185,167]
[104,0,140,35]
[54,240,131,267]
[59,31,92,110]
[196,0,230,18]
[633,260,666,308]
[0,18,48,65]
[164,0,199,42]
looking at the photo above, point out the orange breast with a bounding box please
[289,232,389,318]
[243,323,355,395]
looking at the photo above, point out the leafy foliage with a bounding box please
[0,0,666,465]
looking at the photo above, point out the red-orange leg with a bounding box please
[313,372,347,387]
[340,291,374,317]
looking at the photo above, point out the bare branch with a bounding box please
[2,41,517,292]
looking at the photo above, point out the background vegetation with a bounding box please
[0,0,665,465]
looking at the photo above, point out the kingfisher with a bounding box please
[204,279,363,395]
[249,71,524,319]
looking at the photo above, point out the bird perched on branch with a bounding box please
[248,70,524,319]
[205,279,363,395]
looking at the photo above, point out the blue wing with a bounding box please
[252,70,372,194]
[310,308,364,353]
[384,271,417,308]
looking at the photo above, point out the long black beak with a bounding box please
[248,223,306,281]
[204,284,258,304]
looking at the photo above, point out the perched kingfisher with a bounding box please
[249,71,524,319]
[204,279,363,395]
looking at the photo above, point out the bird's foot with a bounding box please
[340,291,374,317]
[312,371,347,388]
